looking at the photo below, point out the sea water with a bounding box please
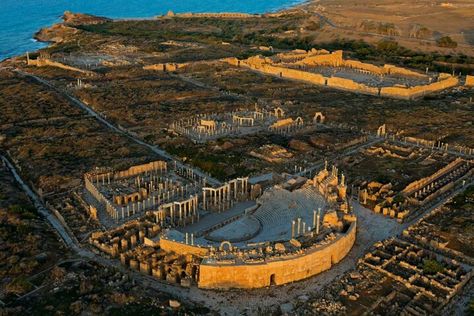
[0,0,305,61]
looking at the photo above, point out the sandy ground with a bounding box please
[299,0,474,56]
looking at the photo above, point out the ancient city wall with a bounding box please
[159,238,210,257]
[198,221,356,289]
[466,75,474,87]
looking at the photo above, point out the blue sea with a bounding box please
[0,0,305,61]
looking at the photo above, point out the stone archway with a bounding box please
[270,273,276,286]
[219,241,233,252]
[295,117,304,126]
[274,107,285,118]
[313,112,325,124]
[377,124,386,137]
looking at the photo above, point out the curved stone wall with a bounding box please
[198,221,357,289]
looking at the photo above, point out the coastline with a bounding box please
[0,0,311,63]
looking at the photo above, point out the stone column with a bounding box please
[316,208,321,234]
[202,189,206,210]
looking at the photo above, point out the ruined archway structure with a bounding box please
[219,241,233,252]
[313,112,325,124]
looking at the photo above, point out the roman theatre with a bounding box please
[87,158,357,289]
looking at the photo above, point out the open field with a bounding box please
[301,0,474,55]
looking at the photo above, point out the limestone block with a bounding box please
[323,211,339,226]
[466,75,474,87]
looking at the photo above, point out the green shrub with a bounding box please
[437,36,457,48]
[423,259,445,274]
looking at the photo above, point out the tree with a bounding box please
[436,36,457,48]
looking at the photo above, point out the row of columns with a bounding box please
[232,115,255,126]
[290,209,321,239]
[291,218,310,238]
[377,128,473,159]
[202,177,249,211]
[184,233,195,245]
[154,195,199,227]
[269,122,304,135]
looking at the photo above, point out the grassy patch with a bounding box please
[423,259,445,274]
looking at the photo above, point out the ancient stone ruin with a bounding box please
[86,160,356,289]
[223,49,463,100]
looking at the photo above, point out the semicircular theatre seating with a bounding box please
[250,187,326,242]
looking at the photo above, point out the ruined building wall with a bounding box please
[342,59,385,75]
[84,175,106,205]
[28,58,93,75]
[277,66,327,85]
[402,158,464,196]
[379,86,413,99]
[198,221,356,289]
[326,77,379,95]
[294,50,343,67]
[275,48,330,62]
[380,75,459,99]
[173,12,259,18]
[246,61,327,85]
[143,63,189,72]
[113,160,167,179]
[221,57,239,67]
[225,52,456,99]
[383,64,427,78]
[159,238,210,257]
[466,75,474,87]
[408,75,459,99]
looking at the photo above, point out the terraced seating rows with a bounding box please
[249,187,326,242]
